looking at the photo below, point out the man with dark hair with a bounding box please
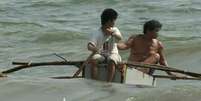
[101,8,118,25]
[87,8,123,82]
[118,20,174,75]
[143,20,162,34]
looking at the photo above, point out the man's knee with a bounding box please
[108,59,116,66]
[151,53,160,61]
[89,59,97,65]
[108,56,120,65]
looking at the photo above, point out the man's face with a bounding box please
[148,28,160,39]
[106,19,116,27]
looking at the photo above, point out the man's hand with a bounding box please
[104,27,114,36]
[88,43,98,53]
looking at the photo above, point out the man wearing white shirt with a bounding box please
[87,8,123,82]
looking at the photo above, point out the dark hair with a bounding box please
[143,20,162,34]
[101,8,118,25]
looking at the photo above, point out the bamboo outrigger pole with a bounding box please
[0,61,83,75]
[1,60,201,80]
[152,75,201,80]
[125,62,201,78]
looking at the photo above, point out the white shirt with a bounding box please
[89,27,122,56]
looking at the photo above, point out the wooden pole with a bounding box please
[1,61,83,74]
[72,52,96,77]
[153,75,201,80]
[126,62,201,78]
[51,76,83,79]
[1,60,201,81]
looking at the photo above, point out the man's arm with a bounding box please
[112,30,122,41]
[87,42,98,53]
[117,42,129,50]
[112,27,122,40]
[158,41,177,76]
[158,42,167,66]
[117,35,134,50]
[87,32,99,53]
[103,27,122,40]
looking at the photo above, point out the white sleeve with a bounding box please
[88,32,98,47]
[112,27,122,42]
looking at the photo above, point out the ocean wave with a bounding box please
[25,0,68,8]
[128,84,201,101]
[160,36,201,42]
[0,78,200,101]
[0,21,44,28]
[34,31,87,44]
[170,6,201,14]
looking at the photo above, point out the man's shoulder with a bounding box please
[112,27,120,32]
[93,27,101,33]
[129,34,142,39]
[112,27,119,30]
[154,39,164,49]
[154,39,162,44]
[91,28,103,36]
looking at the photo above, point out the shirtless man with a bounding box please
[118,20,173,75]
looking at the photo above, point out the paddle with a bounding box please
[72,35,113,78]
[72,51,96,77]
[126,62,201,78]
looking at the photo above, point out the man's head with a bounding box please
[143,20,162,38]
[101,8,118,27]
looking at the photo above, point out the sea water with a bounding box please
[0,0,201,101]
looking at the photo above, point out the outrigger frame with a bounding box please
[0,60,201,82]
